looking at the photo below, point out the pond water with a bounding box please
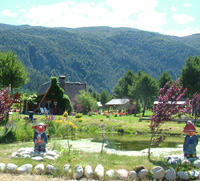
[91,137,182,151]
[57,133,184,156]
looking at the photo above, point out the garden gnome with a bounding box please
[32,123,49,152]
[183,120,198,158]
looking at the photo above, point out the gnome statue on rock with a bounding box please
[183,120,198,158]
[32,123,49,152]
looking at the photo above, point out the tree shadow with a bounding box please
[149,159,171,169]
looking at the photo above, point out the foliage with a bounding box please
[0,120,17,143]
[27,94,37,104]
[0,25,200,94]
[46,77,72,113]
[180,56,200,98]
[139,73,159,116]
[132,72,159,116]
[158,71,173,89]
[75,113,83,118]
[113,70,136,98]
[0,86,13,121]
[100,90,110,106]
[63,110,68,119]
[0,51,28,92]
[74,91,98,113]
[148,80,191,159]
[191,93,200,122]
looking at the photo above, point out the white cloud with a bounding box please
[171,6,176,12]
[173,13,194,24]
[166,27,199,37]
[20,0,166,32]
[184,3,192,7]
[1,9,17,17]
[135,11,167,32]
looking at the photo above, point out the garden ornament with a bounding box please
[32,123,49,152]
[183,120,198,158]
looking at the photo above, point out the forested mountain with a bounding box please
[0,23,200,94]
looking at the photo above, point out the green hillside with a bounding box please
[0,23,199,93]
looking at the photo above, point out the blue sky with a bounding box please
[0,0,199,36]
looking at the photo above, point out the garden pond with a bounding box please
[56,133,185,157]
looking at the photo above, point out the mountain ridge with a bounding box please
[0,23,199,93]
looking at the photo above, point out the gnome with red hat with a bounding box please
[183,120,198,158]
[32,123,49,152]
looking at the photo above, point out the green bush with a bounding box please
[75,113,83,118]
[74,91,98,113]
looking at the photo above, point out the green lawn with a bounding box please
[0,112,198,179]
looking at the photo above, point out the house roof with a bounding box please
[154,101,186,105]
[37,81,51,96]
[106,99,130,106]
[37,80,87,101]
[63,82,87,101]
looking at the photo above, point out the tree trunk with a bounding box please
[142,99,146,117]
[134,99,138,116]
[148,131,154,160]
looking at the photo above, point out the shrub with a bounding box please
[74,91,98,113]
[75,113,83,118]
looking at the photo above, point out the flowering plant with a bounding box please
[148,80,191,159]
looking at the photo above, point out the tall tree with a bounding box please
[158,71,173,89]
[113,70,135,98]
[128,70,143,116]
[0,51,28,93]
[180,56,200,98]
[100,90,110,107]
[137,73,159,116]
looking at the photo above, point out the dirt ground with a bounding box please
[0,174,67,181]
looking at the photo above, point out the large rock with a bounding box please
[189,170,199,179]
[193,160,200,168]
[32,156,43,161]
[63,164,71,173]
[0,163,5,171]
[94,164,104,179]
[34,163,45,174]
[117,169,128,180]
[44,155,55,161]
[177,171,189,180]
[46,164,57,173]
[46,150,58,157]
[11,147,59,160]
[17,164,33,173]
[151,166,165,180]
[84,165,93,178]
[138,169,148,179]
[165,168,176,181]
[11,152,17,158]
[130,170,137,180]
[181,159,191,166]
[74,164,84,179]
[7,163,18,172]
[168,158,181,165]
[106,169,115,179]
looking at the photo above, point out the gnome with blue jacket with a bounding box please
[32,123,49,152]
[183,120,198,158]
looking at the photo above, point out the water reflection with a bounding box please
[71,133,183,151]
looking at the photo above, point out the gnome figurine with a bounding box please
[183,120,198,158]
[32,123,49,152]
